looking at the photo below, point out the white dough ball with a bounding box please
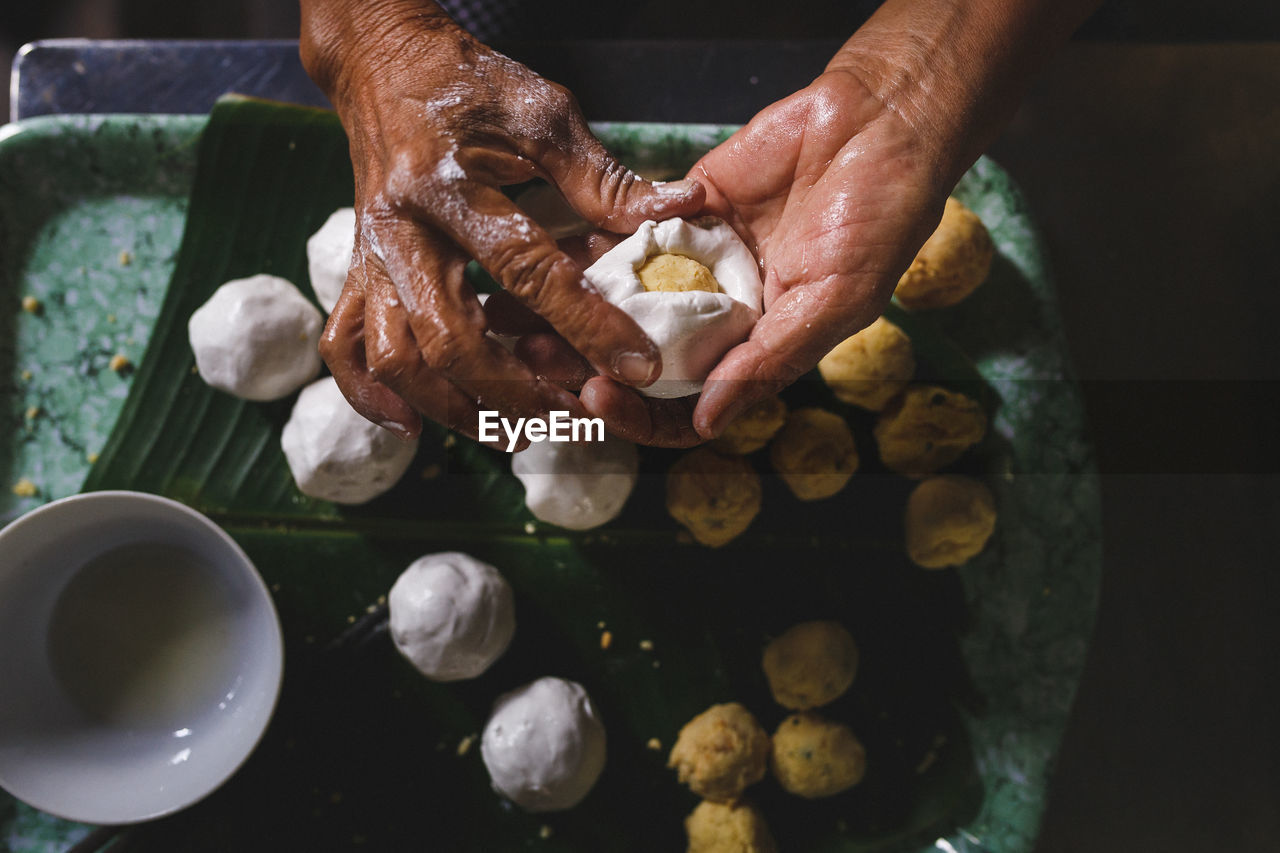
[481,677,607,813]
[306,207,356,314]
[281,376,418,504]
[388,552,515,681]
[188,274,324,401]
[583,217,763,398]
[511,435,638,530]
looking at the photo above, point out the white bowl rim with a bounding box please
[0,489,285,824]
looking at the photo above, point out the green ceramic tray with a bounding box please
[0,112,1100,852]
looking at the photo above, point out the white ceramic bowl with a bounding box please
[0,491,283,824]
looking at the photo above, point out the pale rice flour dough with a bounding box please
[584,218,763,398]
[306,207,356,314]
[388,551,516,681]
[280,376,419,504]
[511,434,639,530]
[481,676,607,813]
[188,274,324,402]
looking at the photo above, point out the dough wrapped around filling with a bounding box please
[585,217,763,398]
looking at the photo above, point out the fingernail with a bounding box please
[653,178,698,196]
[614,351,659,386]
[378,420,415,441]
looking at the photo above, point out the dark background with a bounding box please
[4,2,1280,852]
[6,0,1280,119]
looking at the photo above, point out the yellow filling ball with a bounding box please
[904,475,997,568]
[711,396,788,455]
[769,408,859,501]
[667,449,763,547]
[686,799,773,850]
[638,252,722,293]
[771,713,867,799]
[668,702,771,803]
[685,799,778,853]
[873,385,986,476]
[762,620,858,710]
[818,317,916,411]
[895,196,994,311]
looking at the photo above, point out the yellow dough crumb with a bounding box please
[669,702,771,803]
[11,478,38,497]
[895,197,993,311]
[21,295,43,315]
[904,475,997,568]
[873,385,986,476]
[711,396,787,455]
[667,448,762,547]
[769,408,859,501]
[638,252,721,293]
[762,620,859,710]
[684,799,778,853]
[771,712,867,798]
[818,317,916,411]
[109,353,133,373]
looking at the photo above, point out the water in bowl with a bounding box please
[46,541,242,730]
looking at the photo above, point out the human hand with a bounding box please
[299,0,705,444]
[575,69,951,445]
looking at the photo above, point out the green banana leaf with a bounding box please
[1,96,1099,852]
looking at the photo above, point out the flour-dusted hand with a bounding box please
[575,0,1101,446]
[299,0,705,443]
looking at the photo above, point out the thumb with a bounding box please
[538,113,706,232]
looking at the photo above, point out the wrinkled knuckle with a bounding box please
[367,340,414,386]
[497,246,566,306]
[541,81,575,115]
[597,159,640,224]
[383,146,439,210]
[418,326,470,375]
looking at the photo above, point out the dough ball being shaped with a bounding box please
[710,396,788,455]
[685,799,778,853]
[762,620,858,710]
[904,475,998,568]
[306,206,356,314]
[188,274,323,401]
[639,253,721,293]
[818,317,916,411]
[512,435,639,530]
[895,197,993,311]
[481,677,607,813]
[584,217,763,398]
[281,376,419,504]
[668,702,770,803]
[771,713,867,798]
[388,551,515,681]
[873,385,987,476]
[666,449,763,547]
[770,408,859,501]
